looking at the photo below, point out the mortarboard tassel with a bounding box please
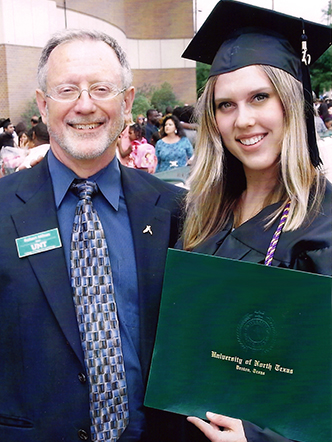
[301,20,322,168]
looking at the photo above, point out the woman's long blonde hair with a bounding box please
[182,65,325,250]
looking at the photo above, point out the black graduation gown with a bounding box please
[192,181,332,276]
[184,181,331,441]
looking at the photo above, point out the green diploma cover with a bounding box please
[145,249,332,442]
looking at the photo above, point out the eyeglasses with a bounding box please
[46,82,126,103]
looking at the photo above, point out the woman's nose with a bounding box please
[235,104,255,128]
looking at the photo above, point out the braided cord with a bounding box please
[264,202,291,266]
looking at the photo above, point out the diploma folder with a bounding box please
[144,249,332,442]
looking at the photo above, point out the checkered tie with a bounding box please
[70,179,129,442]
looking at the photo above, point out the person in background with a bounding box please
[144,109,159,143]
[180,1,332,441]
[18,130,30,148]
[128,123,157,173]
[136,114,145,126]
[27,121,50,148]
[0,119,16,149]
[15,121,28,141]
[155,114,193,172]
[324,115,332,130]
[173,105,198,148]
[150,130,161,147]
[315,109,328,137]
[30,115,40,126]
[18,122,50,169]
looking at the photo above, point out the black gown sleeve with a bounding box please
[243,420,299,442]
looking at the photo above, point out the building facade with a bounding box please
[0,0,196,123]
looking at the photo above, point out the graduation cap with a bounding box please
[0,118,11,129]
[182,0,332,167]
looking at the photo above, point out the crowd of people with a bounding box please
[0,115,50,175]
[0,1,331,442]
[1,104,196,179]
[116,106,195,175]
[315,96,332,136]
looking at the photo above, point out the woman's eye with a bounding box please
[218,102,233,111]
[254,93,269,102]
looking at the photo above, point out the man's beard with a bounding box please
[46,104,125,161]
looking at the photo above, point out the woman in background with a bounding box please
[155,115,193,172]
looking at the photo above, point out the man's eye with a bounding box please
[94,86,110,93]
[57,86,77,95]
[92,84,115,94]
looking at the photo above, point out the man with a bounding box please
[18,122,50,169]
[144,109,159,144]
[0,30,187,442]
[0,118,15,148]
[30,115,40,126]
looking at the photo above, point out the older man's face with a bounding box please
[36,39,134,172]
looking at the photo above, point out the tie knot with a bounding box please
[71,180,98,201]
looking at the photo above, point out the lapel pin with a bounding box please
[143,225,153,235]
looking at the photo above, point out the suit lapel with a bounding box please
[11,160,84,366]
[120,166,173,381]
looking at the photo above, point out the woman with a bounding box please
[18,131,29,149]
[155,115,193,172]
[179,1,332,441]
[135,114,145,126]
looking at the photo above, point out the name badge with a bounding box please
[16,228,62,258]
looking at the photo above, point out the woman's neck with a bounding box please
[164,133,180,142]
[234,168,279,228]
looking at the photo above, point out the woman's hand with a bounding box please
[187,412,247,442]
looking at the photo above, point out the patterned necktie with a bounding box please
[70,180,129,442]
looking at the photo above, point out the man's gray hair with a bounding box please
[37,29,132,92]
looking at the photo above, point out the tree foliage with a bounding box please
[311,47,332,96]
[311,2,332,96]
[196,62,210,97]
[322,0,332,25]
[20,97,40,126]
[150,82,181,114]
[132,82,182,119]
[131,92,151,120]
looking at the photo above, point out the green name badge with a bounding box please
[16,228,62,258]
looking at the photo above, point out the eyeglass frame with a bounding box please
[45,82,127,103]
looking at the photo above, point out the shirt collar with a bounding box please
[47,149,122,211]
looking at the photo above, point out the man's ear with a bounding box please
[36,89,48,125]
[123,86,135,120]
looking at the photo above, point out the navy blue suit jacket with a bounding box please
[0,157,188,441]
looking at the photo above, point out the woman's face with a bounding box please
[214,65,284,178]
[164,118,176,135]
[19,133,29,146]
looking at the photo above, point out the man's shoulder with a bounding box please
[0,158,50,203]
